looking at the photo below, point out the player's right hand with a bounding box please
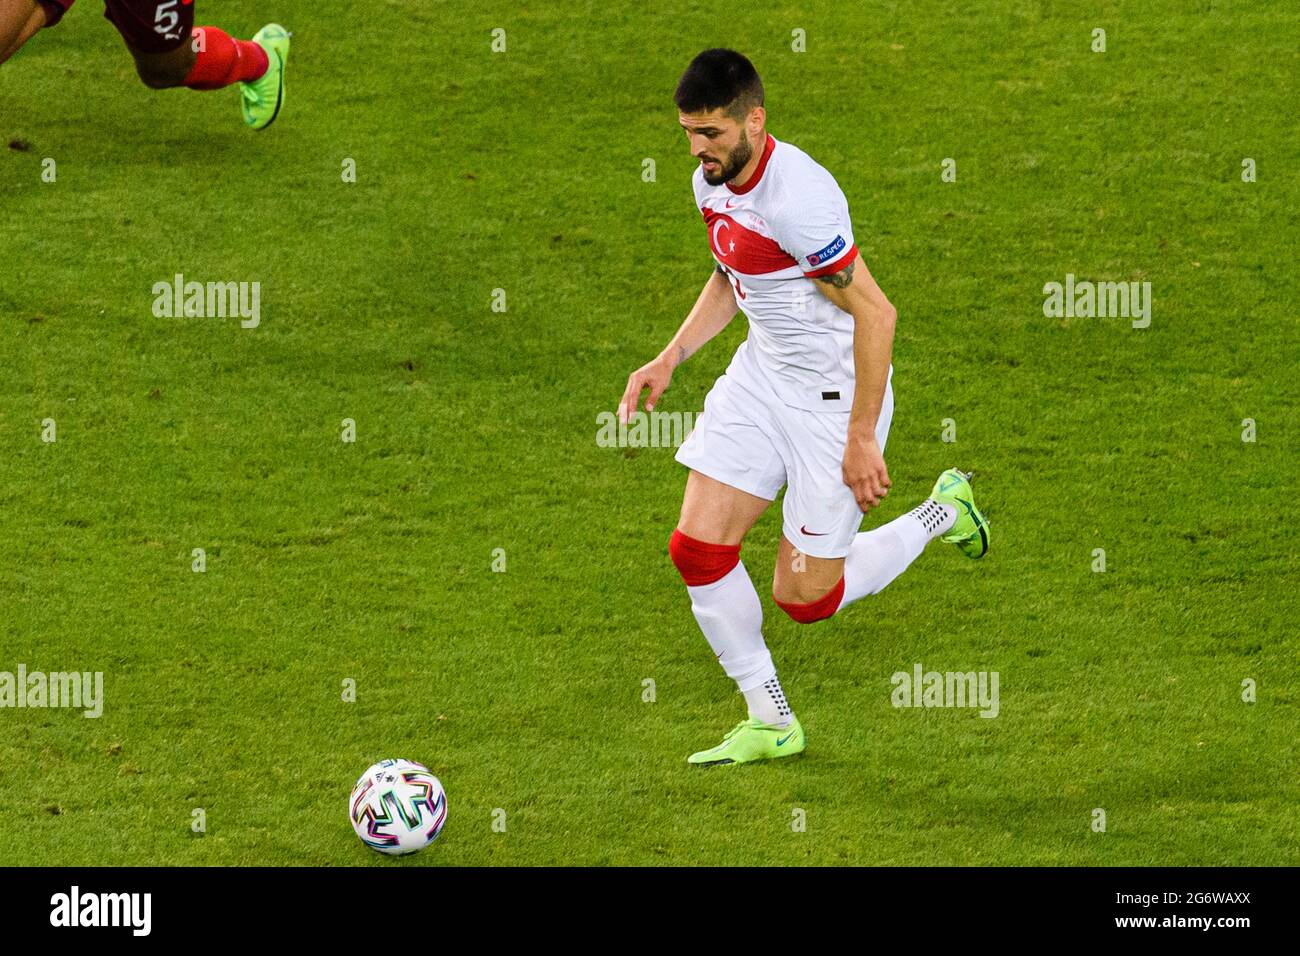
[618,355,674,424]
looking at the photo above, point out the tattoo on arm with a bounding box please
[815,260,855,289]
[811,260,852,290]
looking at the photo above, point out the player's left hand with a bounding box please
[842,431,890,512]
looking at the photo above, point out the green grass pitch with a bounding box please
[0,1,1296,865]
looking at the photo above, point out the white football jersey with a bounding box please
[693,134,871,412]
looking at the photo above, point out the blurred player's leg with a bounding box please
[103,0,201,86]
[103,2,288,129]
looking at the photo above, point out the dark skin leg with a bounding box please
[0,0,49,65]
[129,39,196,89]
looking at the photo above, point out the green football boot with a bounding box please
[687,717,806,766]
[241,24,290,131]
[929,468,990,559]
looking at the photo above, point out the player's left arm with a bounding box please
[814,253,897,512]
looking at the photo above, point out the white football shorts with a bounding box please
[675,345,894,559]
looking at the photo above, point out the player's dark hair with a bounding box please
[674,49,764,121]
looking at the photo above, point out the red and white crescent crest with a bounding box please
[701,207,797,275]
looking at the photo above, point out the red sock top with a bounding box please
[184,26,269,90]
[668,529,741,586]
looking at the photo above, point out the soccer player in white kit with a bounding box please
[619,49,990,766]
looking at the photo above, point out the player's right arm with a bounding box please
[618,265,737,422]
[1,0,56,65]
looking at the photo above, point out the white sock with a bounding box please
[743,676,792,727]
[838,499,957,610]
[686,561,792,727]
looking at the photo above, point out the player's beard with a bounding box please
[701,134,755,186]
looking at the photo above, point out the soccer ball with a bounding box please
[349,758,447,855]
